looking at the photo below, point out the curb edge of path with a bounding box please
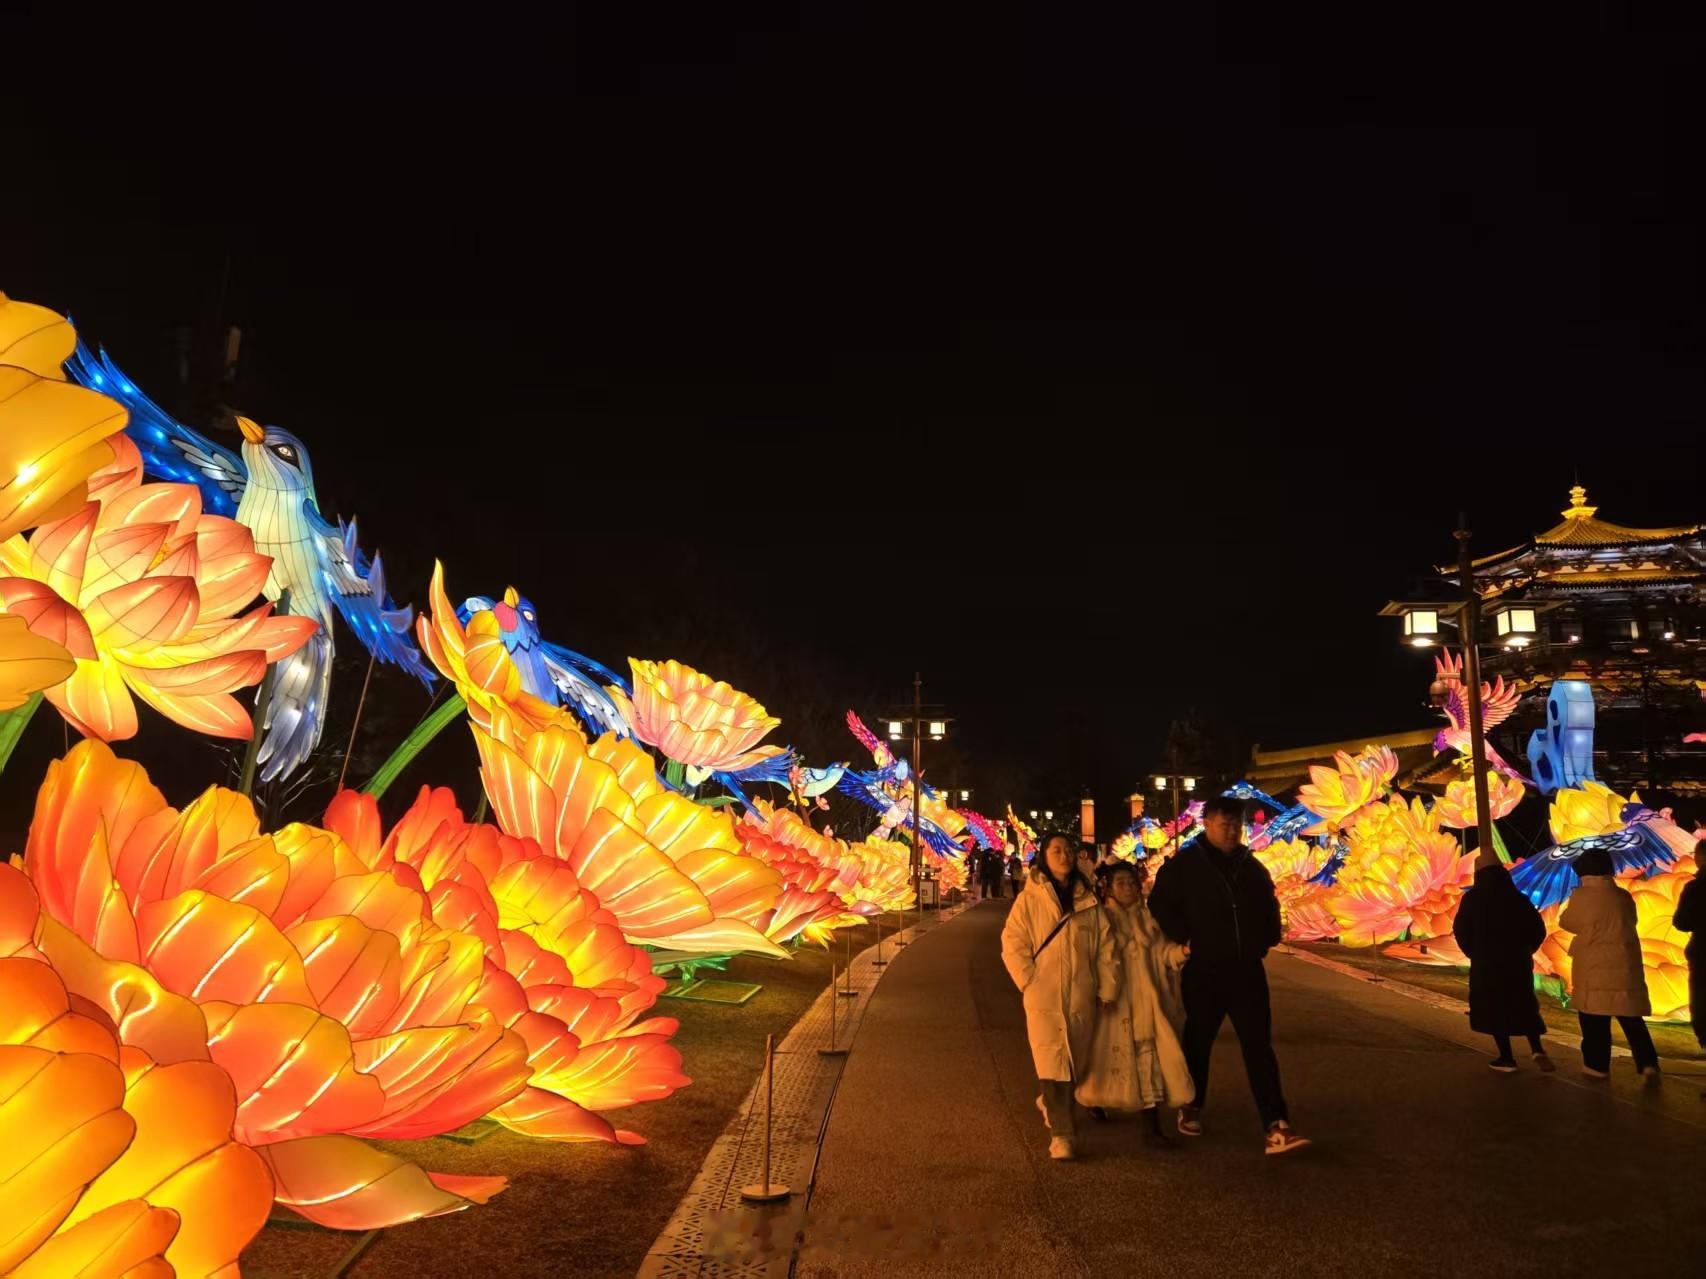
[635,900,976,1278]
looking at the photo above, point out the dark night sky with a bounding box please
[5,10,1704,831]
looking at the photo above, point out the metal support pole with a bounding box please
[740,1033,791,1201]
[839,930,859,997]
[819,962,849,1057]
[873,914,886,967]
[1456,521,1497,870]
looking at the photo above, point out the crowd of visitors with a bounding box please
[997,795,1706,1163]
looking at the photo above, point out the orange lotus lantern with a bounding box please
[323,786,692,1144]
[0,293,128,543]
[1330,797,1470,947]
[0,439,316,741]
[474,705,788,957]
[1434,768,1526,829]
[609,657,785,783]
[17,740,522,1228]
[0,863,273,1276]
[1298,745,1399,835]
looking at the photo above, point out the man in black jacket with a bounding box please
[1148,794,1310,1155]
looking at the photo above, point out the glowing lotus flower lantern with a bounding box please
[1630,852,1695,1021]
[609,657,785,785]
[0,863,273,1276]
[1548,779,1635,844]
[1298,745,1399,835]
[17,740,526,1228]
[1330,796,1470,947]
[1253,837,1338,942]
[474,706,788,957]
[0,437,317,740]
[1433,768,1526,829]
[323,786,691,1143]
[0,293,128,543]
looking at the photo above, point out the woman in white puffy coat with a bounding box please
[1076,861,1194,1145]
[1559,847,1660,1079]
[1000,833,1118,1161]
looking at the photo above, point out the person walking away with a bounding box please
[1007,851,1024,898]
[1453,846,1555,1073]
[1000,832,1117,1161]
[1671,841,1704,1056]
[1148,794,1310,1155]
[983,849,1002,900]
[1559,847,1660,1081]
[1076,862,1194,1146]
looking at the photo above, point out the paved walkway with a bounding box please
[797,899,1706,1278]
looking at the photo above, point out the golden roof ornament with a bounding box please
[1562,485,1598,521]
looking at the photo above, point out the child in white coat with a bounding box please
[1077,862,1195,1145]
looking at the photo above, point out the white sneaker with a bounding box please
[1264,1122,1311,1156]
[1048,1136,1075,1160]
[1036,1094,1051,1129]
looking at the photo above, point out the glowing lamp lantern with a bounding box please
[887,720,904,740]
[928,719,946,740]
[1079,796,1095,843]
[1182,777,1197,793]
[1153,776,1167,791]
[1495,606,1537,649]
[1128,792,1145,820]
[1043,809,1054,820]
[1402,608,1440,647]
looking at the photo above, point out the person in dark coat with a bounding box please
[1453,858,1555,1073]
[1148,794,1309,1155]
[1669,840,1703,1051]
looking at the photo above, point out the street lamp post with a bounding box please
[1455,519,1498,869]
[1152,772,1197,856]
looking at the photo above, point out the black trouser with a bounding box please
[1491,1033,1543,1059]
[1577,1012,1659,1073]
[1181,961,1288,1129]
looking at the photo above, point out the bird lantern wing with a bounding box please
[65,343,247,514]
[305,504,435,685]
[537,640,633,738]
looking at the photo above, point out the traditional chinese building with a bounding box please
[1383,487,1706,798]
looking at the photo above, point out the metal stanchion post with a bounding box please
[819,962,849,1057]
[872,914,887,967]
[839,929,859,997]
[741,1033,791,1202]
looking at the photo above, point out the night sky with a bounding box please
[5,11,1703,834]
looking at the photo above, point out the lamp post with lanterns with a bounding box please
[1388,518,1501,867]
[1152,772,1196,857]
[885,675,952,905]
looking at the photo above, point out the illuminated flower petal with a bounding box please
[1298,746,1398,835]
[7,1199,178,1279]
[33,917,209,1065]
[1548,780,1634,844]
[198,1001,385,1145]
[65,1054,272,1278]
[0,297,126,543]
[1433,769,1526,829]
[259,1135,505,1230]
[488,1086,630,1144]
[0,614,75,710]
[135,891,316,1007]
[609,657,782,773]
[4,442,311,742]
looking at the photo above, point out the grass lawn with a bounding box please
[238,910,918,1279]
[1286,941,1704,1062]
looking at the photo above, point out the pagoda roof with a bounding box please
[1462,487,1702,573]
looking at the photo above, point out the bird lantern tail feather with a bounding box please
[257,627,334,783]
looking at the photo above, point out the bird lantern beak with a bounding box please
[238,416,266,444]
[503,586,520,607]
